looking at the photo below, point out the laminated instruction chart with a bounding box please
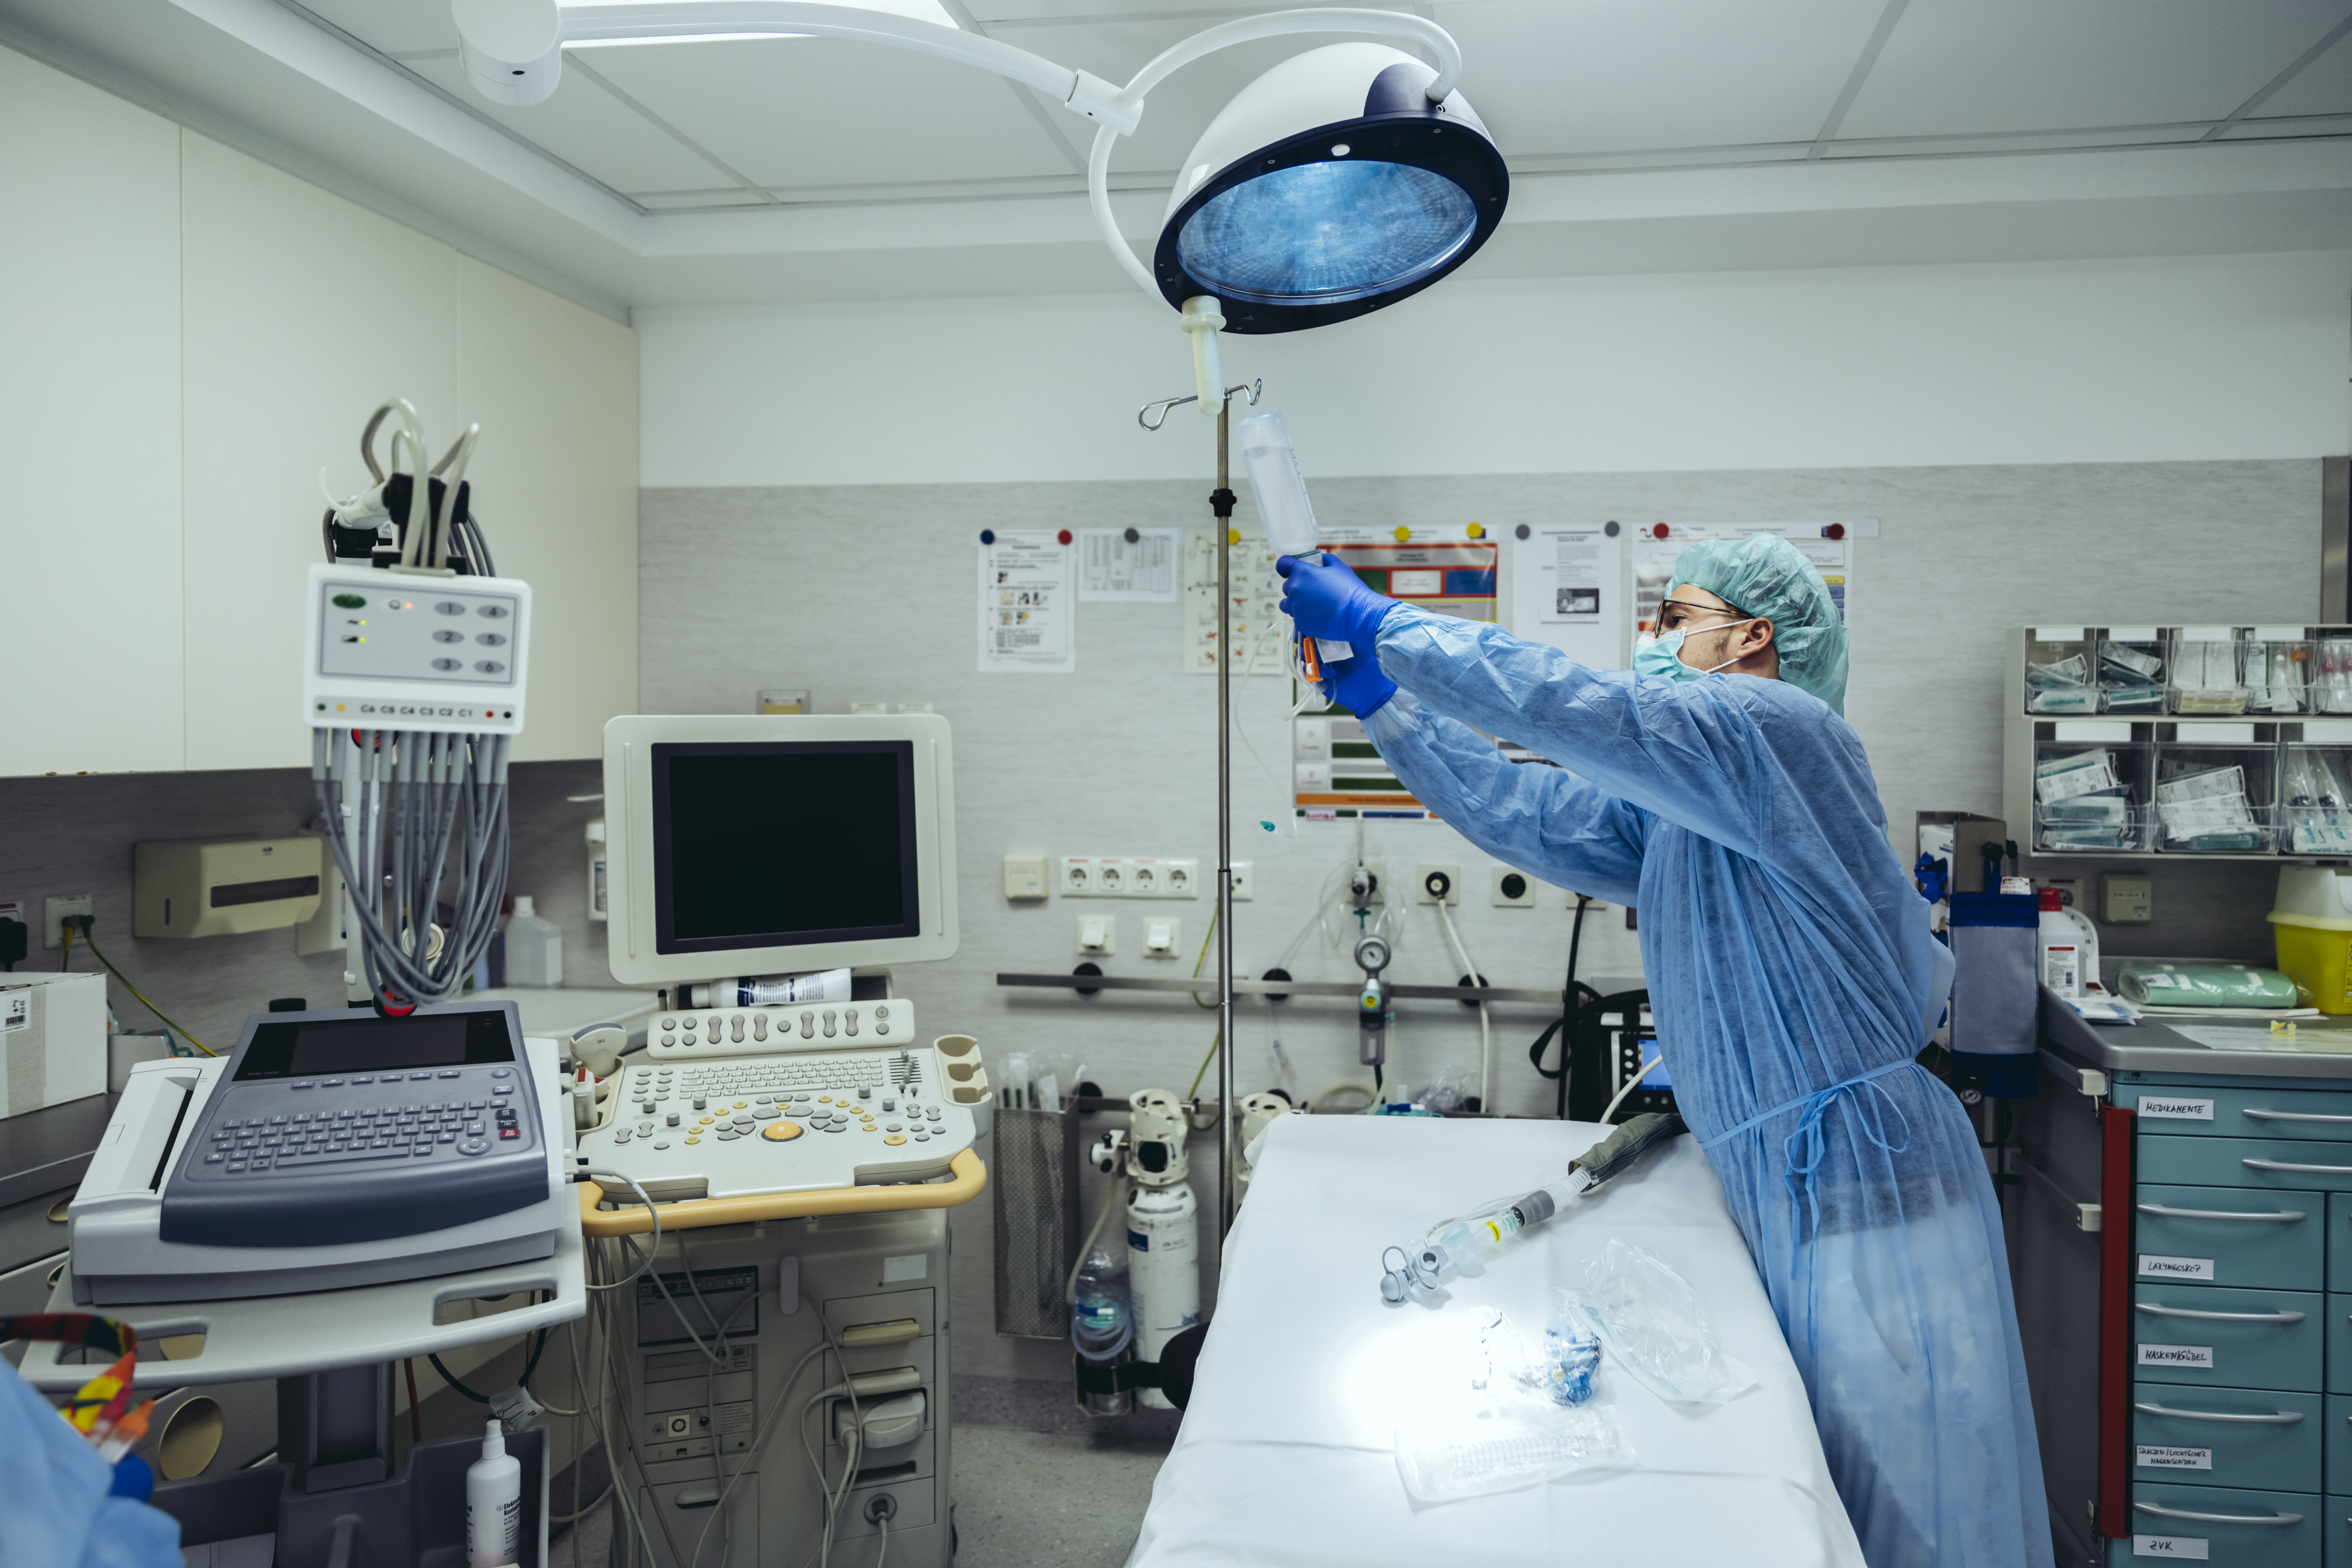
[977,530,1075,673]
[1290,526,1498,819]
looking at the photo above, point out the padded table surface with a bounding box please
[1126,1115,1865,1568]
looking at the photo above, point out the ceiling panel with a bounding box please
[1429,0,1884,155]
[2249,30,2352,119]
[402,55,740,194]
[580,35,1080,187]
[294,0,461,58]
[1840,0,2352,140]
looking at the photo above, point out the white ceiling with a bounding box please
[6,0,2352,316]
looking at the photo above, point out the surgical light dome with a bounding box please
[1155,44,1507,333]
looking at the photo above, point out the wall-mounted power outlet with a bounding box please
[1414,864,1461,906]
[44,894,93,951]
[1230,861,1252,901]
[1060,857,1096,896]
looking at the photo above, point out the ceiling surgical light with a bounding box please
[452,2,1506,392]
[1155,42,1505,334]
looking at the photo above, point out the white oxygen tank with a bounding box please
[1125,1181,1199,1411]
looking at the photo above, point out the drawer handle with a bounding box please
[2136,1302,2306,1324]
[2241,1158,2352,1175]
[2243,1109,2352,1124]
[2133,1401,2306,1425]
[2134,1501,2304,1527]
[2136,1203,2307,1223]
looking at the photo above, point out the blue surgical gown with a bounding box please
[1363,605,2047,1568]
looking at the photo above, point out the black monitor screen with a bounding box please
[235,1010,515,1081]
[651,741,921,955]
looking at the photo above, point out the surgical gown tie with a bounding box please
[1359,606,2049,1568]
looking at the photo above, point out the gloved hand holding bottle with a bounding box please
[1243,411,1401,678]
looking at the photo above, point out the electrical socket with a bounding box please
[1491,867,1535,908]
[1230,861,1252,901]
[1059,857,1096,896]
[1414,864,1461,906]
[44,894,92,951]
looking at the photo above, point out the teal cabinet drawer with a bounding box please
[2136,1389,2322,1493]
[2137,1185,2323,1291]
[2326,1299,2352,1394]
[2324,1504,2352,1568]
[2133,1086,2352,1141]
[2126,1483,2318,1567]
[2324,1398,2352,1493]
[2141,1139,2352,1193]
[2326,1199,2352,1293]
[2136,1285,2323,1391]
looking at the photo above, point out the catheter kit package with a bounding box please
[1559,1240,1756,1406]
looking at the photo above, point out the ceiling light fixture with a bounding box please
[452,0,1505,407]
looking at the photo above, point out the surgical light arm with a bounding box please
[452,1,1463,413]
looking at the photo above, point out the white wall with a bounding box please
[0,44,640,775]
[640,250,2352,488]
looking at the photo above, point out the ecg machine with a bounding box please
[69,999,568,1305]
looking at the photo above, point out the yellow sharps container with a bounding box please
[2271,867,2352,1015]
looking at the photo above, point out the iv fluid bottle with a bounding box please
[504,896,562,988]
[1238,410,1352,662]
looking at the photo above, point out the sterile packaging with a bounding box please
[1393,1405,1631,1504]
[2283,748,2352,854]
[1537,1312,1603,1406]
[2118,961,2304,1010]
[1028,1050,1085,1112]
[1559,1240,1757,1406]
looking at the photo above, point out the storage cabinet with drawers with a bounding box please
[2023,1006,2352,1568]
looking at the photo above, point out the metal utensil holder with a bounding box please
[992,1104,1080,1339]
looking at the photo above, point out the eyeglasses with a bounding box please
[1655,601,1751,634]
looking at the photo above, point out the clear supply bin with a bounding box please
[2153,743,2276,853]
[2165,627,2251,715]
[2022,630,2097,714]
[2247,626,2313,715]
[2032,739,2149,853]
[2095,633,2167,715]
[2282,740,2352,855]
[2314,635,2352,715]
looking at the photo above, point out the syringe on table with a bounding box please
[1380,1113,1689,1303]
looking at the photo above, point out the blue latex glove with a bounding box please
[1319,651,1396,719]
[1276,553,1396,648]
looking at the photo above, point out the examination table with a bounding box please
[1125,1114,1866,1568]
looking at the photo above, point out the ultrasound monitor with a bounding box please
[602,714,960,986]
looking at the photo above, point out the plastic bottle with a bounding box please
[1070,1249,1132,1364]
[688,968,850,1008]
[503,896,562,988]
[1237,410,1352,662]
[465,1419,521,1568]
[2037,887,2100,999]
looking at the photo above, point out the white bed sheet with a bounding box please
[1125,1115,1865,1568]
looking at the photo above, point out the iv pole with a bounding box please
[1140,376,1261,1238]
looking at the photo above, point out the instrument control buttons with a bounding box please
[761,1121,802,1142]
[884,1135,905,1146]
[458,1138,489,1156]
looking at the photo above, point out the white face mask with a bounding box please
[1634,617,1757,681]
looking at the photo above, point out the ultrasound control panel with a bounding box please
[160,1001,549,1249]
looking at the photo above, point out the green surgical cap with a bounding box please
[1667,533,1850,715]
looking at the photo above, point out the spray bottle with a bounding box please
[1237,411,1353,680]
[466,1419,521,1568]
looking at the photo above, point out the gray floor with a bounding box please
[549,1423,1169,1568]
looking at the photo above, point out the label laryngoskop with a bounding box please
[2137,1255,2216,1281]
[2135,1445,2213,1471]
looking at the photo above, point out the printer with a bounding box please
[70,1000,571,1306]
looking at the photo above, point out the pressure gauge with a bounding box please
[1354,933,1392,976]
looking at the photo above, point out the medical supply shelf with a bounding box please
[2005,628,2352,861]
[2022,1002,2352,1567]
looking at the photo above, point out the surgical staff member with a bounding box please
[1278,534,2045,1568]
